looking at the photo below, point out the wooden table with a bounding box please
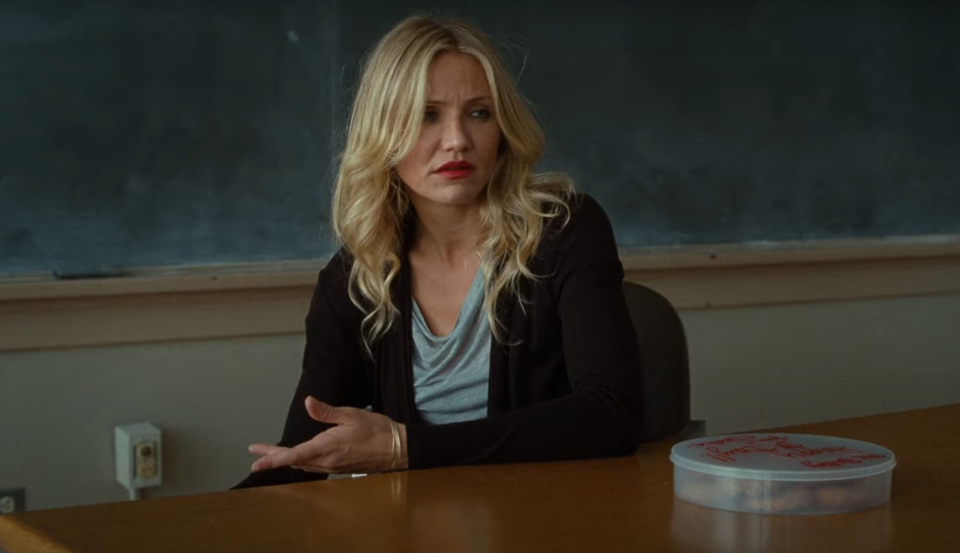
[2,404,959,553]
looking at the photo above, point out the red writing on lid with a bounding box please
[687,435,873,465]
[801,453,886,468]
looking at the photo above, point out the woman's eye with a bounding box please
[471,109,491,120]
[424,109,439,122]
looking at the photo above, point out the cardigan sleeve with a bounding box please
[405,194,644,469]
[232,251,371,489]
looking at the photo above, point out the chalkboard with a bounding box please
[2,0,959,277]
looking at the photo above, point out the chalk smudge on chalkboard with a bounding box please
[52,267,126,280]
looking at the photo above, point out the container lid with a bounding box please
[670,433,896,481]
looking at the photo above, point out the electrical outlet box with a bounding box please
[115,423,162,491]
[0,488,25,515]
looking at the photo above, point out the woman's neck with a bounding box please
[409,201,484,267]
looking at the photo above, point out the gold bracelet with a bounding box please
[396,422,404,470]
[389,421,401,472]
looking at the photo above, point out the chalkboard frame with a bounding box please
[2,233,959,353]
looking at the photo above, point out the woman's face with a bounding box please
[395,51,502,212]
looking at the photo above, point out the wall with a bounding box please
[685,293,960,433]
[0,336,302,510]
[1,293,958,512]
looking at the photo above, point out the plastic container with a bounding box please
[669,495,893,553]
[670,433,896,515]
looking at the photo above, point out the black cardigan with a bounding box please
[234,193,643,488]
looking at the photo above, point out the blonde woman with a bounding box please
[236,15,642,487]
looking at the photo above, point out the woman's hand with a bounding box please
[248,396,408,475]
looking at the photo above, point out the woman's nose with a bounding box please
[441,118,472,152]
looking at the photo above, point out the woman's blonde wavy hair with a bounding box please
[332,14,573,350]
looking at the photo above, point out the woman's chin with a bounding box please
[410,183,487,209]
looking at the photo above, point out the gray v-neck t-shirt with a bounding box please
[411,269,491,425]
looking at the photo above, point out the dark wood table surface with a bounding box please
[2,404,958,553]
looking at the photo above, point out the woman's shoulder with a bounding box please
[308,247,358,314]
[318,247,353,286]
[540,192,617,251]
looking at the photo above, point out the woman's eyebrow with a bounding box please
[425,96,493,105]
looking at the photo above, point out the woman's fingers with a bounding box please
[248,443,284,456]
[251,441,325,473]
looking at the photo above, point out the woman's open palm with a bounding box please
[248,396,406,475]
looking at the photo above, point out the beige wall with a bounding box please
[1,293,959,512]
[685,294,960,433]
[0,336,303,511]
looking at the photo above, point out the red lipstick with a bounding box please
[436,161,474,179]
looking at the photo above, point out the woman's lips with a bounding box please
[436,161,474,179]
